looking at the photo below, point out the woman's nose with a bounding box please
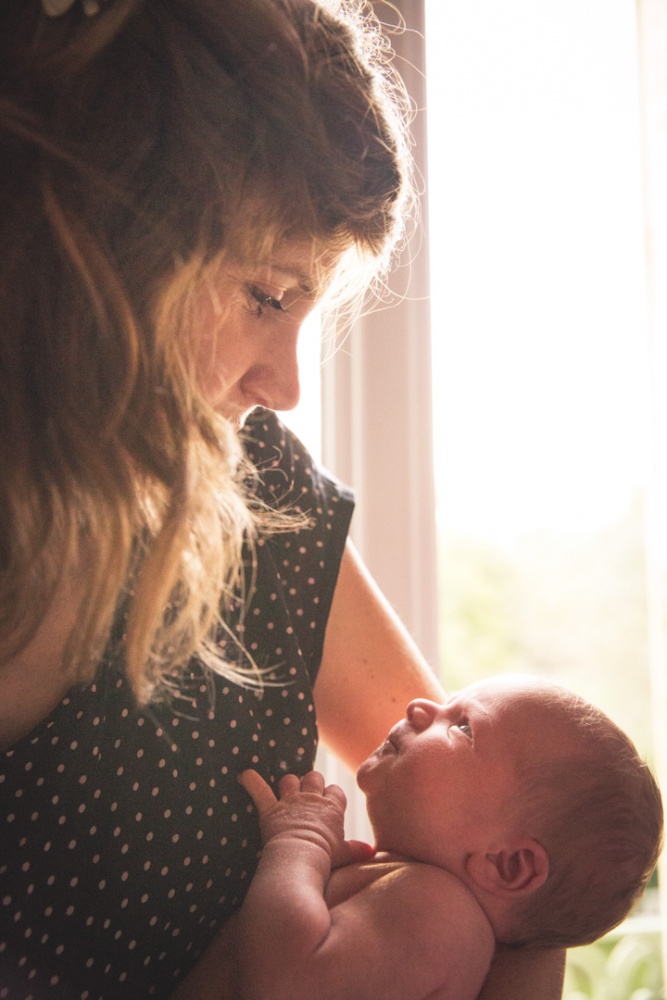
[405,699,439,732]
[241,331,301,412]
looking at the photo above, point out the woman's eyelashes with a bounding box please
[246,284,286,318]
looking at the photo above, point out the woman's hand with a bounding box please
[239,769,375,869]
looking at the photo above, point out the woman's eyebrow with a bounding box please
[268,265,314,294]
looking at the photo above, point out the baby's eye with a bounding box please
[455,721,473,739]
[247,284,285,318]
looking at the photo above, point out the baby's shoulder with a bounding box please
[325,853,406,906]
[326,854,495,999]
[328,851,490,928]
[378,855,491,923]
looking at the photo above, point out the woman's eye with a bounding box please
[247,285,285,317]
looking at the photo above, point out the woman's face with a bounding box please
[191,242,337,430]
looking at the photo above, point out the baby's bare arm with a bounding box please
[234,770,376,998]
[170,770,359,1000]
[173,769,496,1000]
[192,770,495,1000]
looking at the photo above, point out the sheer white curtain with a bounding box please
[637,0,667,972]
[317,0,437,837]
[322,0,436,662]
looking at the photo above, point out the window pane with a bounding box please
[426,0,661,989]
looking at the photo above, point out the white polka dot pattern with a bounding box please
[0,412,354,999]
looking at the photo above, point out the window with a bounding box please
[426,0,663,993]
[425,0,651,744]
[285,0,665,992]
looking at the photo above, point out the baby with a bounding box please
[222,676,664,1000]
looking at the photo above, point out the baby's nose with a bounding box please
[405,699,438,731]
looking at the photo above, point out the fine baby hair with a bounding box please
[500,683,663,949]
[0,0,411,701]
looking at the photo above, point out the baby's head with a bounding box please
[357,675,663,949]
[504,681,663,947]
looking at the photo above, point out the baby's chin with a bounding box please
[355,755,373,791]
[356,741,390,790]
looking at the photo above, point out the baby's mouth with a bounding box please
[376,733,397,756]
[386,727,401,753]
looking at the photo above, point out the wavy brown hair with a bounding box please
[0,0,411,700]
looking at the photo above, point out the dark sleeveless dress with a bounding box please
[0,410,354,999]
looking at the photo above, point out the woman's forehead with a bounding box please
[241,241,345,292]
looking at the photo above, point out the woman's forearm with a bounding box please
[169,915,241,1000]
[477,946,565,1000]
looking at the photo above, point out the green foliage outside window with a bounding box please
[437,494,663,996]
[437,495,652,757]
[564,926,662,1000]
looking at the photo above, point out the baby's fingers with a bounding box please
[299,771,325,794]
[277,773,301,798]
[238,769,277,814]
[324,782,347,811]
[277,770,325,798]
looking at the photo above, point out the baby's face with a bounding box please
[357,676,558,871]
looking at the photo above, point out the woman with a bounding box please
[0,0,565,996]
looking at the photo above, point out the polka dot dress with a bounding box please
[0,411,354,999]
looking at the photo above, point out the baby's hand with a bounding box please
[239,769,374,869]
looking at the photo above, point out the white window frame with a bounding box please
[316,0,438,839]
[637,0,667,977]
[322,0,437,665]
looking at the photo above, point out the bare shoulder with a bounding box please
[383,860,494,945]
[328,853,488,919]
[326,856,495,1000]
[380,862,495,999]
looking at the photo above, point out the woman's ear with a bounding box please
[465,839,549,898]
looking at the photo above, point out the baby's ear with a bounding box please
[465,839,549,898]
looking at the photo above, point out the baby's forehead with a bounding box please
[456,678,578,752]
[456,675,563,710]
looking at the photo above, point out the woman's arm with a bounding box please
[315,539,445,770]
[315,539,565,1000]
[477,947,566,1000]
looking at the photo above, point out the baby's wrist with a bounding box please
[261,829,336,868]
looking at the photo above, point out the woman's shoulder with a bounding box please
[241,408,353,512]
[241,407,314,479]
